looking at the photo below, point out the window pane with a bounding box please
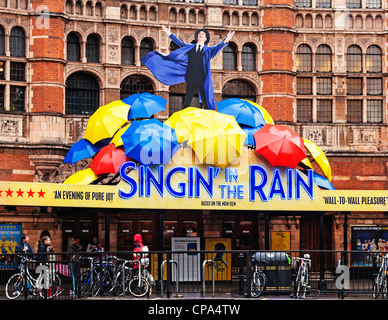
[223,44,237,70]
[0,61,4,80]
[296,45,312,72]
[10,86,25,111]
[367,78,382,95]
[242,44,256,71]
[67,33,81,62]
[0,85,4,110]
[86,35,100,63]
[316,45,332,72]
[347,78,362,95]
[242,0,257,4]
[140,39,153,65]
[0,27,5,56]
[121,37,135,65]
[297,99,312,123]
[366,46,382,73]
[10,62,25,82]
[317,99,332,123]
[317,78,332,95]
[316,0,331,7]
[117,220,133,250]
[366,0,381,8]
[347,0,361,7]
[10,27,25,57]
[120,75,154,100]
[65,72,100,115]
[347,100,362,123]
[222,79,256,100]
[296,0,312,7]
[367,100,382,123]
[223,0,238,4]
[297,77,312,95]
[347,46,362,72]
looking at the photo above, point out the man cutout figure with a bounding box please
[141,26,235,110]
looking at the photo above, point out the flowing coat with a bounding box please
[141,33,229,110]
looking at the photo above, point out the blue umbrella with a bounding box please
[121,119,180,165]
[216,98,266,128]
[240,124,263,146]
[302,170,335,190]
[63,139,102,165]
[122,93,167,119]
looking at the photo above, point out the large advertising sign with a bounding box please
[0,149,387,212]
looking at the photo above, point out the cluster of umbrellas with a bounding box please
[62,93,334,190]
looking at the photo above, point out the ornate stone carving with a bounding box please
[0,118,22,136]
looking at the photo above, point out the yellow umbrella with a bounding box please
[63,168,102,185]
[111,123,131,148]
[302,138,332,181]
[188,110,246,169]
[84,100,131,145]
[246,101,274,124]
[299,157,313,170]
[165,107,210,143]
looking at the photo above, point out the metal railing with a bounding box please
[0,250,383,300]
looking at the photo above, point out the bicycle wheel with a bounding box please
[5,273,24,300]
[114,268,132,296]
[38,273,62,299]
[250,272,265,298]
[372,271,383,299]
[80,271,98,297]
[128,276,149,298]
[382,277,388,299]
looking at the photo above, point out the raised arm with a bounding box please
[161,25,187,48]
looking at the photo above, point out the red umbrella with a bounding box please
[89,143,132,175]
[253,124,306,168]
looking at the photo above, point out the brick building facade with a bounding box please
[0,0,386,253]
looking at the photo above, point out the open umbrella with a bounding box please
[84,100,131,145]
[246,100,274,125]
[164,107,210,143]
[253,124,306,168]
[188,110,246,168]
[63,139,101,165]
[216,98,266,128]
[240,124,263,147]
[303,138,332,181]
[89,143,132,175]
[111,123,130,148]
[121,119,180,165]
[63,168,102,185]
[123,93,167,119]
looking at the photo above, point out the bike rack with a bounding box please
[160,260,179,297]
[120,260,138,295]
[202,260,215,297]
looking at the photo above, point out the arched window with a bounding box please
[86,2,93,16]
[169,41,179,53]
[86,34,100,63]
[0,26,5,56]
[223,43,237,70]
[222,79,256,101]
[120,75,154,100]
[346,45,362,73]
[121,5,128,19]
[296,44,312,72]
[67,33,81,62]
[316,45,332,72]
[366,45,382,73]
[121,37,135,66]
[65,0,73,14]
[65,72,100,115]
[95,2,103,17]
[242,44,256,71]
[10,27,25,57]
[140,38,153,65]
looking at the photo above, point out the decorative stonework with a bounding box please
[0,118,22,137]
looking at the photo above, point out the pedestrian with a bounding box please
[141,25,235,110]
[133,233,149,268]
[34,230,52,253]
[67,237,81,298]
[15,233,34,263]
[87,235,104,253]
[37,235,54,264]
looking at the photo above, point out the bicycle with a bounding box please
[128,252,154,298]
[5,256,62,300]
[372,253,388,299]
[250,259,267,298]
[292,253,311,299]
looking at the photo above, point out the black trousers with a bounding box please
[183,78,207,108]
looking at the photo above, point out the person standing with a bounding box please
[141,25,235,110]
[67,237,81,298]
[37,235,54,264]
[15,233,34,261]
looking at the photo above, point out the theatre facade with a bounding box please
[0,0,387,254]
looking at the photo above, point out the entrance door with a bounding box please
[222,219,256,250]
[62,215,98,252]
